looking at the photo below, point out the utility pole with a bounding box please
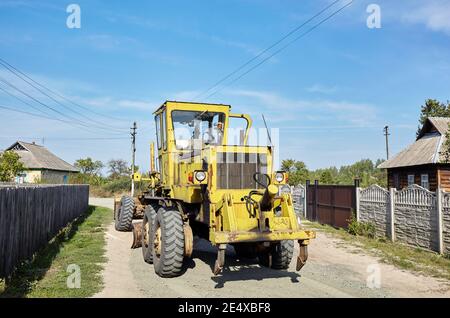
[131,122,137,197]
[383,125,390,160]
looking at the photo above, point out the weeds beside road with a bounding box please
[0,206,112,298]
[304,221,450,281]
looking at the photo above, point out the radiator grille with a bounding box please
[216,152,268,189]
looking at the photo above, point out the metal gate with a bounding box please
[306,181,357,229]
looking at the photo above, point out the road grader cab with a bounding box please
[114,101,315,277]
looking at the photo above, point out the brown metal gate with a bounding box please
[306,180,358,229]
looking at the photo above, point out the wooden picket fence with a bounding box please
[0,184,89,278]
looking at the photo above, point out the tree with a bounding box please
[74,157,103,176]
[107,159,131,179]
[319,170,334,184]
[417,99,450,136]
[281,159,309,185]
[440,128,450,163]
[0,151,25,182]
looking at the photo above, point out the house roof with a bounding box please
[5,141,79,172]
[379,117,450,169]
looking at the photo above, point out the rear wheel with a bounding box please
[142,205,158,263]
[152,208,185,278]
[115,196,134,232]
[258,240,294,269]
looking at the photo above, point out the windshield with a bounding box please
[172,110,225,150]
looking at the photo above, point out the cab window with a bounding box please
[155,114,161,149]
[162,110,167,150]
[171,110,225,150]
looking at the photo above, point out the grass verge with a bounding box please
[0,205,113,298]
[304,221,450,281]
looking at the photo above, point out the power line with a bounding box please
[0,104,83,126]
[0,65,128,132]
[204,0,353,100]
[0,76,126,134]
[194,0,342,100]
[0,104,130,138]
[0,83,53,117]
[0,57,128,124]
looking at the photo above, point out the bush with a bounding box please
[347,215,376,238]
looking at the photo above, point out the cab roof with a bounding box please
[153,100,231,114]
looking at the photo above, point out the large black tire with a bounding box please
[152,208,185,278]
[233,243,258,259]
[258,240,294,269]
[115,196,134,232]
[142,205,158,264]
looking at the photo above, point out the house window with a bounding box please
[407,174,415,186]
[394,173,400,189]
[421,174,429,190]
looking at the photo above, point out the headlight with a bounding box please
[275,172,284,183]
[195,171,206,182]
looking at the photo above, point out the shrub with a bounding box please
[347,215,376,238]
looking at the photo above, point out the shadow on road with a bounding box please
[190,238,301,288]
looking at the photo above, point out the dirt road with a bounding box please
[90,198,450,298]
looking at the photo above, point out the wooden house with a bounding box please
[378,117,450,192]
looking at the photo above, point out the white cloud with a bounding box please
[306,84,338,94]
[223,89,377,126]
[402,1,450,35]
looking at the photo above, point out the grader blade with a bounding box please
[296,244,308,271]
[131,222,143,249]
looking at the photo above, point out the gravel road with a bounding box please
[90,197,450,298]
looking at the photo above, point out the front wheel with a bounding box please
[258,240,294,269]
[152,208,185,278]
[115,196,134,232]
[142,205,158,263]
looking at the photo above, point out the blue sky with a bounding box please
[0,0,449,173]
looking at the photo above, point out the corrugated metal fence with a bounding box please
[0,184,89,278]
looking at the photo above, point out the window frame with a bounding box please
[421,174,429,190]
[162,110,167,151]
[170,110,226,150]
[155,114,162,150]
[407,174,415,187]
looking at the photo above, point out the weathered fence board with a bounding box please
[0,184,89,278]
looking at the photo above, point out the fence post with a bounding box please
[314,180,319,222]
[303,184,307,219]
[355,187,361,222]
[436,188,444,255]
[389,187,396,242]
[305,180,310,220]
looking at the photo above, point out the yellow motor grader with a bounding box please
[114,101,315,277]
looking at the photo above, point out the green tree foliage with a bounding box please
[281,159,309,185]
[281,159,387,188]
[74,157,103,176]
[440,129,450,163]
[0,151,25,182]
[319,170,335,184]
[415,99,450,162]
[107,159,131,179]
[417,99,450,136]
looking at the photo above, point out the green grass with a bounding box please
[0,206,113,298]
[305,221,450,281]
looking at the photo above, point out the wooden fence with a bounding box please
[0,184,89,278]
